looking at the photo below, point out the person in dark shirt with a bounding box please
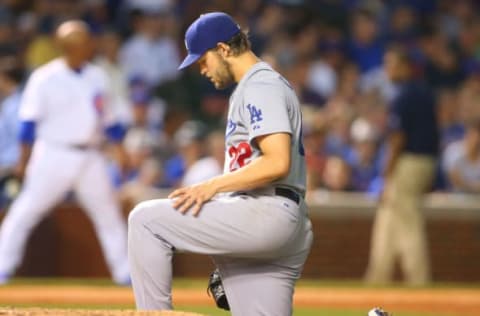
[365,44,439,286]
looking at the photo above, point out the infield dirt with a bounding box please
[0,285,479,315]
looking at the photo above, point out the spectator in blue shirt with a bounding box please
[0,57,24,209]
[347,117,381,192]
[366,44,439,286]
[347,9,385,74]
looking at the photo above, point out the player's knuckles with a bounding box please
[173,196,188,209]
[179,201,191,212]
[169,189,181,197]
[180,199,194,212]
[172,196,183,205]
[192,208,201,217]
[171,199,179,208]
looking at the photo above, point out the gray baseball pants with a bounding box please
[128,193,313,316]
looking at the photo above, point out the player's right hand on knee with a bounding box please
[168,180,218,216]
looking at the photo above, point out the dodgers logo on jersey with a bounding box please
[246,104,263,130]
[226,119,237,138]
[93,92,105,116]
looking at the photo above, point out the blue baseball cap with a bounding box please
[178,12,241,70]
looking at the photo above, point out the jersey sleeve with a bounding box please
[19,72,45,122]
[242,80,292,142]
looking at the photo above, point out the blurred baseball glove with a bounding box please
[207,268,230,310]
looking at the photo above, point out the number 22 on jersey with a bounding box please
[228,142,252,171]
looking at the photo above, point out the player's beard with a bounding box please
[212,53,235,90]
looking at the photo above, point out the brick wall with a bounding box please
[2,200,480,282]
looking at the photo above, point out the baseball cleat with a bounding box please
[367,307,390,316]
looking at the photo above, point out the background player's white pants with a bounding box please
[0,141,129,283]
[128,194,313,316]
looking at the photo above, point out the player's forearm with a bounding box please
[383,152,399,178]
[383,132,405,178]
[19,144,32,166]
[208,154,289,193]
[14,143,32,178]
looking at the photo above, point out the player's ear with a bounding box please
[216,42,230,58]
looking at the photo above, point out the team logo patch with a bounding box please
[226,119,237,138]
[246,104,263,130]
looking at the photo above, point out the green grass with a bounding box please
[6,277,480,289]
[1,278,475,316]
[0,303,456,316]
[296,279,480,289]
[176,305,456,316]
[177,303,462,316]
[5,277,121,286]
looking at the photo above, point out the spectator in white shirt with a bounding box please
[443,118,480,193]
[119,8,179,88]
[0,57,23,177]
[181,129,224,187]
[0,57,24,210]
[95,29,132,125]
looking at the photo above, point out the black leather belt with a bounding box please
[275,187,301,204]
[235,187,301,204]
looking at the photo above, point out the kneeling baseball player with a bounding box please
[128,12,313,315]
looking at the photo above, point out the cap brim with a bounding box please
[178,53,201,70]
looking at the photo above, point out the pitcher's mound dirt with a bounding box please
[0,308,205,316]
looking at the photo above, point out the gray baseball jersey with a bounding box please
[225,62,306,194]
[128,61,313,315]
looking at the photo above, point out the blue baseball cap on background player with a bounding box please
[178,12,241,70]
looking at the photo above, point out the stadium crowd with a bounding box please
[1,0,480,210]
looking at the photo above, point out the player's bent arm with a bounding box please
[169,132,292,215]
[14,144,32,180]
[209,132,291,193]
[383,130,405,179]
